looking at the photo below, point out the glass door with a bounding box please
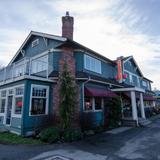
[6,95,13,125]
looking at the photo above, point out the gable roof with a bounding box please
[122,56,143,77]
[8,31,67,65]
[122,56,153,83]
[8,31,114,66]
[143,77,153,83]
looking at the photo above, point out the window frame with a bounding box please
[0,85,25,124]
[84,96,103,112]
[13,86,24,117]
[84,54,102,74]
[29,84,49,116]
[0,90,7,116]
[31,55,48,74]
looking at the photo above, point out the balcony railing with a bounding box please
[0,56,50,84]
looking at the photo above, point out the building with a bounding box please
[0,12,155,136]
[154,90,160,107]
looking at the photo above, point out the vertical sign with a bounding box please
[117,58,123,83]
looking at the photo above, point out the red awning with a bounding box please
[84,87,118,97]
[123,92,156,101]
[143,95,156,101]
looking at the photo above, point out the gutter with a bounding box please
[82,76,91,111]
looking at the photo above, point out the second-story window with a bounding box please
[84,54,101,74]
[31,55,48,74]
[142,81,147,87]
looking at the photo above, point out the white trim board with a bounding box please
[111,87,145,93]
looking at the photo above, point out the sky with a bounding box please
[0,0,160,89]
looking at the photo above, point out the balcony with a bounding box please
[0,55,52,86]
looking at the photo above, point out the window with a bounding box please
[0,99,6,113]
[1,90,6,97]
[0,90,6,114]
[84,97,93,111]
[129,74,133,83]
[95,97,102,110]
[31,56,48,74]
[84,96,103,111]
[14,87,24,115]
[32,39,39,47]
[14,66,24,77]
[30,85,49,115]
[142,81,147,87]
[84,54,101,74]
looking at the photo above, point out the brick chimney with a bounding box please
[52,12,80,128]
[62,11,74,39]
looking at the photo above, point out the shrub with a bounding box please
[39,127,60,143]
[94,125,104,134]
[107,97,122,128]
[63,128,82,142]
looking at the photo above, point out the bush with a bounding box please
[63,128,82,142]
[40,127,60,143]
[107,97,122,128]
[94,125,104,134]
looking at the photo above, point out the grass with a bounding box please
[0,132,44,145]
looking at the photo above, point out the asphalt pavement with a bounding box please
[1,118,160,160]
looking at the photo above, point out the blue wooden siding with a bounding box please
[74,51,116,79]
[74,51,84,71]
[13,35,63,63]
[124,60,141,76]
[22,79,53,136]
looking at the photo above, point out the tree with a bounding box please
[59,62,78,129]
[108,97,122,128]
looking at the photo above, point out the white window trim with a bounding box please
[84,54,102,74]
[29,84,49,116]
[12,86,24,118]
[124,70,140,87]
[0,85,24,124]
[84,97,103,112]
[31,54,48,74]
[0,97,6,116]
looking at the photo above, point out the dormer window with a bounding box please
[32,39,39,47]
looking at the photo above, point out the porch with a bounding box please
[112,87,146,126]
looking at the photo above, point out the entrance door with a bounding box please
[6,95,13,125]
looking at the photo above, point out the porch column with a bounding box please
[152,101,156,107]
[130,91,138,122]
[140,93,146,119]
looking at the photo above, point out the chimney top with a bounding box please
[62,12,74,39]
[66,11,69,16]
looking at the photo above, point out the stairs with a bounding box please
[138,118,151,126]
[122,117,152,127]
[122,118,138,127]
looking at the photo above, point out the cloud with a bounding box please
[0,0,159,88]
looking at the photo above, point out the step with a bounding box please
[138,118,151,127]
[122,119,137,127]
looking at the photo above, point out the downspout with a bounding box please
[82,76,91,111]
